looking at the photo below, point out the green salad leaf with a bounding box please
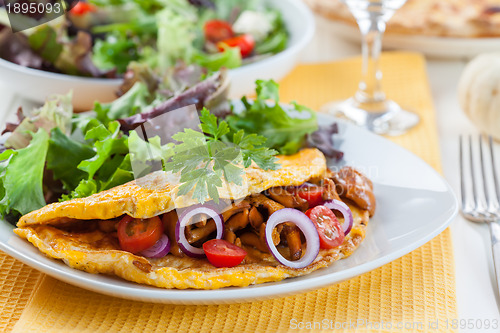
[62,121,134,201]
[93,82,152,125]
[192,47,242,72]
[227,80,318,155]
[156,4,197,70]
[47,127,96,191]
[92,36,139,74]
[0,130,49,217]
[6,92,73,150]
[28,25,63,63]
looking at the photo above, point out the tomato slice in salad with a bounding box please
[117,216,163,254]
[305,205,345,249]
[217,34,255,58]
[70,2,96,15]
[295,186,324,208]
[203,239,247,268]
[204,20,234,43]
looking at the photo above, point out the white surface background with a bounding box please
[0,14,499,332]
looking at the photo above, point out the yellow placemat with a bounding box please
[1,51,457,332]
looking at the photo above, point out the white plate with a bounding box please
[326,20,500,60]
[0,0,314,111]
[0,114,458,304]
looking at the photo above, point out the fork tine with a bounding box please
[459,135,467,210]
[479,135,492,209]
[489,136,500,209]
[469,135,479,210]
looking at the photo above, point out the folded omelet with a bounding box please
[14,148,374,289]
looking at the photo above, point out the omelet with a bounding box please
[14,148,374,289]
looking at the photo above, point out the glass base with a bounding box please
[321,98,420,136]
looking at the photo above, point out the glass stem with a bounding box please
[355,17,386,105]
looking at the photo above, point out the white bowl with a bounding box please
[0,0,314,111]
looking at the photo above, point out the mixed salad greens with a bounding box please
[0,0,288,77]
[0,64,342,224]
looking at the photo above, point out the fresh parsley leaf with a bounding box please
[164,108,278,203]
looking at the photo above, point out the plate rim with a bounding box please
[0,115,458,304]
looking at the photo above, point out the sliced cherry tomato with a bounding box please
[70,2,96,15]
[117,216,163,254]
[295,186,324,208]
[217,34,255,58]
[203,239,247,268]
[204,20,234,43]
[305,205,344,249]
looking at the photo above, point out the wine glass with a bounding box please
[322,0,420,135]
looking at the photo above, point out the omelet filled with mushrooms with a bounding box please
[14,148,375,289]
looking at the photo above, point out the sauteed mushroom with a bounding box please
[240,232,269,252]
[98,219,117,233]
[221,199,251,221]
[226,209,250,232]
[332,166,376,216]
[250,194,284,215]
[267,187,308,210]
[322,178,341,201]
[224,230,237,244]
[249,206,264,229]
[162,211,184,257]
[187,220,216,244]
[282,222,303,261]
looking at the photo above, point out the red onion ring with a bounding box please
[140,234,171,258]
[265,208,320,269]
[323,199,354,235]
[175,204,224,258]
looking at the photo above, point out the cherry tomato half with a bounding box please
[204,20,234,43]
[305,205,344,249]
[217,34,255,58]
[70,2,96,15]
[203,239,247,268]
[117,216,163,254]
[295,186,324,208]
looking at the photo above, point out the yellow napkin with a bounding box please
[0,51,457,332]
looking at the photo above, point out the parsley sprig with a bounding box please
[163,108,279,203]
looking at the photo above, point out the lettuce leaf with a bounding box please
[156,3,197,70]
[192,47,241,72]
[27,25,63,63]
[5,92,73,149]
[0,130,49,216]
[60,121,134,201]
[92,36,139,74]
[46,127,96,190]
[226,80,318,155]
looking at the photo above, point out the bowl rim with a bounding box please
[0,0,315,84]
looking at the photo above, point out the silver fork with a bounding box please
[460,135,500,295]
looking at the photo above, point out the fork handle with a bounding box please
[489,222,500,294]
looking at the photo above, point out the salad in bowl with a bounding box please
[0,0,313,110]
[0,0,288,77]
